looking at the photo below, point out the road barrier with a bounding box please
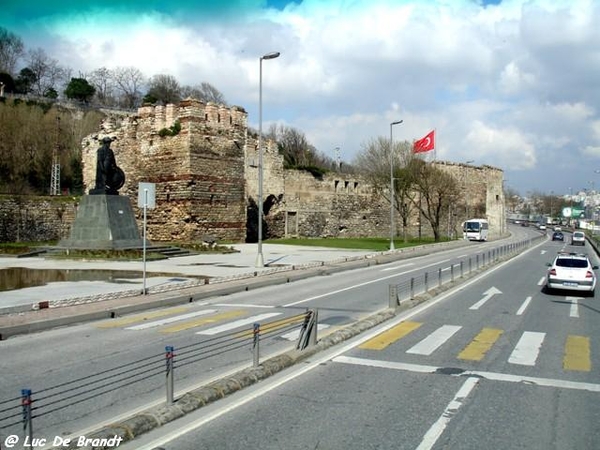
[0,310,317,446]
[389,236,545,308]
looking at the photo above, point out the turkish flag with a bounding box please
[413,130,435,153]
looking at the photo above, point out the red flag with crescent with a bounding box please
[413,130,435,153]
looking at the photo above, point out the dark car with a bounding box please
[552,231,564,241]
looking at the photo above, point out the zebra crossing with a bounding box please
[359,321,593,372]
[95,306,331,338]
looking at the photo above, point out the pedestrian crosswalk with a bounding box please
[360,321,594,372]
[95,307,333,339]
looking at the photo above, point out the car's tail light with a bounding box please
[549,269,556,276]
[586,271,594,278]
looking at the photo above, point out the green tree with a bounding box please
[65,77,96,103]
[14,67,36,94]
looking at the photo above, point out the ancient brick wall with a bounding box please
[0,196,76,243]
[81,100,248,242]
[1,99,504,246]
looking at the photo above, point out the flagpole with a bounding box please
[434,128,437,160]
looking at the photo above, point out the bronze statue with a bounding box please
[90,137,125,195]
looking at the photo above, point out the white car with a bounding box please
[571,231,586,246]
[546,252,597,295]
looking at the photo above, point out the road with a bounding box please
[119,231,600,450]
[0,226,545,444]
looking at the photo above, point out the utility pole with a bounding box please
[50,116,61,196]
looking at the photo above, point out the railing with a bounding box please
[0,310,317,445]
[389,236,545,308]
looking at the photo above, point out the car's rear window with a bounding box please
[574,233,585,238]
[556,258,588,268]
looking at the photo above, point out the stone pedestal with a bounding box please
[59,195,151,250]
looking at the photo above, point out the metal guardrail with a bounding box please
[389,236,546,308]
[0,310,318,445]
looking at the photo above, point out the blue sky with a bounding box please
[1,0,599,196]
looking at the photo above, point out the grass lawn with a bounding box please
[266,237,455,252]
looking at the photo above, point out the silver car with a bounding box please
[546,252,597,295]
[571,231,586,246]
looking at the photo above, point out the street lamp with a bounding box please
[256,51,280,268]
[389,119,403,250]
[464,160,474,218]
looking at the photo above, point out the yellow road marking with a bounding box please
[96,306,189,328]
[234,315,305,338]
[359,321,422,350]
[159,310,245,333]
[564,335,591,372]
[458,328,503,361]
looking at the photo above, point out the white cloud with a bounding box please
[3,0,600,195]
[464,121,536,170]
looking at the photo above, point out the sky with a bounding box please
[1,0,599,197]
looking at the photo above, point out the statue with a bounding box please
[90,137,125,195]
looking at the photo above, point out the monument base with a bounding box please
[59,195,151,250]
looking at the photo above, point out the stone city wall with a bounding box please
[0,99,505,244]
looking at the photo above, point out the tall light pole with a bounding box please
[389,119,403,250]
[256,51,280,268]
[464,160,474,218]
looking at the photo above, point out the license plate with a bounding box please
[564,282,578,287]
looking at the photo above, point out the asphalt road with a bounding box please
[118,233,600,450]
[0,226,549,447]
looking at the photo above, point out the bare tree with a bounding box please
[181,81,226,104]
[353,137,418,241]
[0,27,25,75]
[88,67,115,106]
[112,66,145,109]
[25,48,67,97]
[145,73,181,105]
[410,159,461,241]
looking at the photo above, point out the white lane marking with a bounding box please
[416,377,480,450]
[281,324,331,341]
[381,262,414,272]
[283,259,450,307]
[469,286,502,310]
[508,331,545,366]
[567,296,580,318]
[516,296,532,316]
[406,325,462,356]
[537,276,546,286]
[212,303,275,308]
[124,309,217,330]
[195,313,281,335]
[333,356,600,392]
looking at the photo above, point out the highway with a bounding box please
[118,228,600,450]
[0,226,550,445]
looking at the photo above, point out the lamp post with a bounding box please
[464,160,474,218]
[389,119,403,250]
[256,51,280,268]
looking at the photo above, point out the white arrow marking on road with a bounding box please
[541,250,547,255]
[566,296,582,318]
[469,287,503,310]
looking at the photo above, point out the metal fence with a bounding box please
[0,309,317,444]
[389,236,545,308]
